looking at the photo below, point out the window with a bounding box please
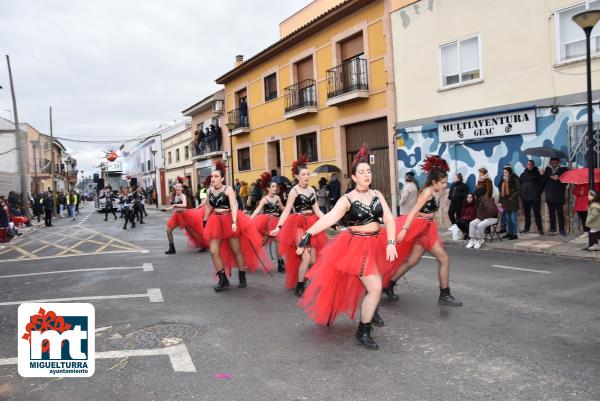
[296,132,318,162]
[147,160,151,171]
[212,116,220,127]
[340,32,364,62]
[175,149,180,162]
[141,162,145,173]
[295,56,314,82]
[557,1,600,62]
[440,35,481,87]
[184,146,189,159]
[168,151,172,164]
[238,147,250,171]
[264,73,277,101]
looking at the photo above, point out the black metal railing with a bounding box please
[326,57,368,99]
[284,79,317,113]
[227,108,249,130]
[192,132,223,157]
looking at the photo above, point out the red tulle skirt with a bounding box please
[300,228,394,325]
[204,210,273,276]
[277,213,327,289]
[252,214,280,240]
[166,208,209,249]
[392,215,442,269]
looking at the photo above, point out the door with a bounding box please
[345,118,391,204]
[267,140,281,176]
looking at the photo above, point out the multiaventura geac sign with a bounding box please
[437,108,536,143]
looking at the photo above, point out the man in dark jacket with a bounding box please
[328,173,341,209]
[43,192,54,227]
[543,157,568,236]
[519,160,544,235]
[448,173,469,225]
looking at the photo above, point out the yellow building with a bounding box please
[216,0,409,205]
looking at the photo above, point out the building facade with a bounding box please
[0,117,21,195]
[161,119,195,194]
[216,0,404,206]
[392,0,600,194]
[182,89,226,187]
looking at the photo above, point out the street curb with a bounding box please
[443,236,600,262]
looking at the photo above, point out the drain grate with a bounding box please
[125,324,199,349]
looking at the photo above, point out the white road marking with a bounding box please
[0,343,195,372]
[0,264,154,279]
[491,265,551,274]
[0,249,145,264]
[0,288,164,306]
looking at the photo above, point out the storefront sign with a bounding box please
[107,161,122,172]
[438,108,536,143]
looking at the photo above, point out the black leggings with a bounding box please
[589,231,599,247]
[104,207,117,220]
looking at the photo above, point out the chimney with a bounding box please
[234,55,244,67]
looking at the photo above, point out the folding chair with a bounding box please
[484,211,503,242]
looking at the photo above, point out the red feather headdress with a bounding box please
[259,172,272,190]
[352,144,369,167]
[291,154,309,176]
[214,160,227,177]
[421,155,449,173]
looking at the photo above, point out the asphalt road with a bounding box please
[0,203,598,401]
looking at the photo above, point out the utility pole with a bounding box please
[49,106,55,193]
[6,55,31,219]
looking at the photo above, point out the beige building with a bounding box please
[162,119,196,192]
[391,0,600,230]
[25,123,75,194]
[182,89,226,187]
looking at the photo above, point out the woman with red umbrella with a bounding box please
[559,168,600,233]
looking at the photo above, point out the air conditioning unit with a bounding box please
[213,100,224,114]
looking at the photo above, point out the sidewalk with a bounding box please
[440,229,600,262]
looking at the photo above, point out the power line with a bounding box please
[0,147,17,156]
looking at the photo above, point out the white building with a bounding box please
[0,117,24,195]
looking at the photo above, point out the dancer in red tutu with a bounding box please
[250,172,285,273]
[165,183,189,254]
[269,155,326,296]
[297,145,397,350]
[164,182,208,255]
[383,155,462,306]
[203,162,272,292]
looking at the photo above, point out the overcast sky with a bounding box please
[0,0,309,176]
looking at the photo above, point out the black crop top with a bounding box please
[173,195,184,205]
[209,187,230,209]
[419,196,439,214]
[341,195,384,226]
[263,198,280,215]
[293,189,315,212]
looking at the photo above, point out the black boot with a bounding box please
[438,287,463,306]
[214,270,230,292]
[372,308,385,327]
[165,243,176,255]
[238,271,247,288]
[277,259,285,273]
[382,279,399,301]
[355,322,378,350]
[294,281,305,297]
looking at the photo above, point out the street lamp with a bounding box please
[150,148,157,208]
[225,121,236,185]
[65,156,72,192]
[80,170,84,191]
[573,9,600,189]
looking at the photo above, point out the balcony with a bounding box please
[191,133,224,161]
[326,57,369,106]
[284,79,317,119]
[227,108,250,135]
